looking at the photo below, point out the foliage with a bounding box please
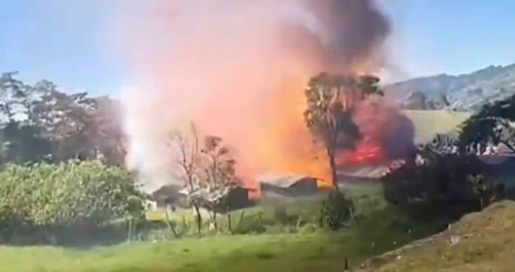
[303,73,382,188]
[318,190,354,230]
[459,93,515,151]
[0,160,143,244]
[0,188,447,272]
[0,72,126,166]
[383,93,515,222]
[168,125,244,210]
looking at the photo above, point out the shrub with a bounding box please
[318,191,354,230]
[382,154,498,221]
[0,160,144,245]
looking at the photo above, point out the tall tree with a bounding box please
[168,122,204,234]
[303,73,382,189]
[0,72,31,121]
[91,96,127,166]
[200,135,239,230]
[30,84,99,161]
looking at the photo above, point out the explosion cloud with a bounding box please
[117,0,393,192]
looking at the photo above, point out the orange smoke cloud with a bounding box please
[116,0,391,191]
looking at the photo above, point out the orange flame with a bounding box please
[115,0,391,191]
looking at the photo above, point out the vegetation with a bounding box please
[167,123,245,234]
[354,201,515,272]
[459,94,515,151]
[0,72,125,166]
[0,161,143,246]
[1,69,515,271]
[382,94,515,222]
[303,73,382,189]
[0,186,446,272]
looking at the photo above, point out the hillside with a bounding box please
[386,63,515,111]
[403,110,471,144]
[353,200,515,272]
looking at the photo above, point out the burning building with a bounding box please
[336,109,472,184]
[116,0,401,192]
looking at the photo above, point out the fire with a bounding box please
[251,73,331,187]
[115,0,394,192]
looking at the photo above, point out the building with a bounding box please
[151,184,189,210]
[177,184,255,213]
[257,174,319,199]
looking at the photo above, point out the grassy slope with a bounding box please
[0,216,430,272]
[0,184,442,272]
[403,110,471,144]
[354,200,515,272]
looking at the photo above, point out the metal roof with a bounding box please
[257,173,316,188]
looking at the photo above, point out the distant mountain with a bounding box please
[385,63,515,112]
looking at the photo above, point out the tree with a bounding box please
[0,120,52,165]
[303,73,383,189]
[90,96,127,166]
[0,73,53,165]
[168,122,204,234]
[0,72,32,122]
[199,135,240,231]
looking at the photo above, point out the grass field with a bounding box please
[0,233,387,272]
[0,215,429,272]
[0,184,445,272]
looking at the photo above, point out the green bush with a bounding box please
[0,160,144,245]
[318,191,354,230]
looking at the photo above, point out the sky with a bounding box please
[0,0,514,96]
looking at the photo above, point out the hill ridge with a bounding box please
[386,62,515,111]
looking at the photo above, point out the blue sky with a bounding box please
[0,0,514,95]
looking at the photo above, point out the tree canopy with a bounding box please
[0,72,126,166]
[303,73,383,188]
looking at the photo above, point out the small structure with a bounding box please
[178,185,254,213]
[151,184,189,211]
[144,199,158,211]
[257,174,318,199]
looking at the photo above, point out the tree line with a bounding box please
[383,93,515,221]
[0,72,139,246]
[0,72,126,166]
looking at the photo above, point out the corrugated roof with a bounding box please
[337,165,389,180]
[257,173,315,188]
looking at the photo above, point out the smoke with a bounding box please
[116,0,393,192]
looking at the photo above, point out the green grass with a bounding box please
[0,216,428,272]
[0,184,445,272]
[142,184,389,238]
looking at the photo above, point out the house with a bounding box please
[257,174,318,199]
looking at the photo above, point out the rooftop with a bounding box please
[257,173,316,188]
